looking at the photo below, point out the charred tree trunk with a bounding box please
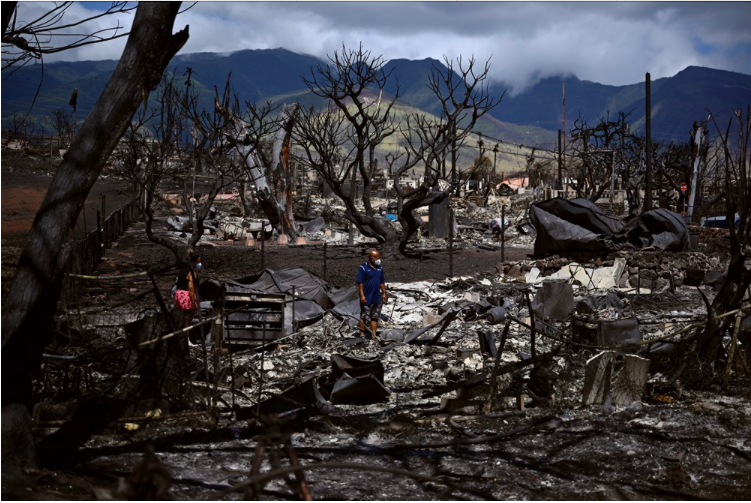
[1,3,188,408]
[700,256,751,359]
[238,148,287,236]
[271,103,300,239]
[672,108,751,386]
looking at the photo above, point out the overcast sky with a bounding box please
[18,1,751,95]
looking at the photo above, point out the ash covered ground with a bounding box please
[3,149,751,500]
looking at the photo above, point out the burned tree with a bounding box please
[388,55,501,254]
[2,1,138,131]
[2,1,135,70]
[46,107,77,149]
[567,113,632,202]
[110,74,187,260]
[293,43,400,244]
[2,3,188,410]
[172,78,263,250]
[113,73,275,259]
[3,110,36,142]
[524,148,556,192]
[673,106,751,385]
[271,103,300,235]
[237,100,301,239]
[213,84,300,240]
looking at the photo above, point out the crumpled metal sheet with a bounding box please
[322,354,390,405]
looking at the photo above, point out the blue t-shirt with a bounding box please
[356,261,386,305]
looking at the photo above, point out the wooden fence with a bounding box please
[61,198,139,302]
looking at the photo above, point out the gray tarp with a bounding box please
[530,198,688,258]
[229,268,332,307]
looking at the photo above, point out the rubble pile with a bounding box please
[495,250,726,292]
[200,274,574,419]
[23,184,751,500]
[157,187,541,251]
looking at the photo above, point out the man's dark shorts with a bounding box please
[360,303,382,322]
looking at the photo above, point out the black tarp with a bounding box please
[529,198,688,258]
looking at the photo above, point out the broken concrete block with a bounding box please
[462,292,480,303]
[612,355,650,407]
[654,277,670,293]
[525,267,541,283]
[582,351,616,406]
[548,262,591,286]
[590,257,626,289]
[506,264,524,279]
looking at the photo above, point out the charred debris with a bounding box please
[24,182,751,500]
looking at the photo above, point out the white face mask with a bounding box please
[374,259,382,267]
[195,262,203,272]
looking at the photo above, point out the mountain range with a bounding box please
[3,48,750,155]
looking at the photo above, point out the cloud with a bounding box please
[18,1,751,94]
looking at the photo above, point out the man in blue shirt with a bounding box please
[356,249,387,339]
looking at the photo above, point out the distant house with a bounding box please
[495,176,529,193]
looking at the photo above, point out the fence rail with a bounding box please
[62,198,139,302]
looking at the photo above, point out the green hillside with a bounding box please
[3,48,748,148]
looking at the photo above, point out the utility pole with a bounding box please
[493,143,499,185]
[557,129,562,192]
[644,72,653,212]
[562,82,567,197]
[478,132,485,187]
[451,120,458,196]
[348,164,356,245]
[610,150,616,213]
